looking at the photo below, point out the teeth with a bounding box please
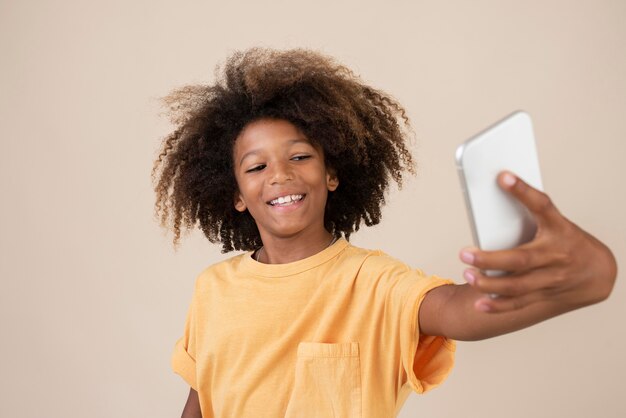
[270,194,303,206]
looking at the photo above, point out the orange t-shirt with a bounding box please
[172,239,455,417]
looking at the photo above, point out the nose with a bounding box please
[269,160,293,185]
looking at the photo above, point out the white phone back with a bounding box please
[456,111,543,251]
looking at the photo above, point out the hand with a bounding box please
[459,171,617,313]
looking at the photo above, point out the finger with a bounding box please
[464,268,558,298]
[498,171,561,225]
[460,246,548,272]
[474,290,547,313]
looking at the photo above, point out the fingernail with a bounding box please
[463,269,476,285]
[502,172,516,187]
[477,301,491,312]
[460,250,475,264]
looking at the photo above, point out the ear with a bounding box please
[326,169,339,192]
[234,192,247,212]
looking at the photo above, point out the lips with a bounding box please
[267,194,305,206]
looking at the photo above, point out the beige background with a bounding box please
[1,1,624,417]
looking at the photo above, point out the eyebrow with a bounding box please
[238,138,311,167]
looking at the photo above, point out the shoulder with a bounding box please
[341,242,420,277]
[194,252,249,288]
[341,243,450,301]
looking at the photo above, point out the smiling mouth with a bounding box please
[268,194,305,206]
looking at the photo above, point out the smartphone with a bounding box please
[456,111,543,254]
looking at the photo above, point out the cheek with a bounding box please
[235,177,264,206]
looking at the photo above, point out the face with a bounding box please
[232,118,339,242]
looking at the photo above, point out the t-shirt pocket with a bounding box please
[284,342,362,418]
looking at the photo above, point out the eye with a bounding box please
[245,164,266,173]
[291,154,312,161]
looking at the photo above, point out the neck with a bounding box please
[256,231,337,264]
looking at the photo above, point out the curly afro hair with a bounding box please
[152,48,415,252]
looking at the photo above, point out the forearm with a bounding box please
[419,283,570,341]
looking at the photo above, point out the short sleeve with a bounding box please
[398,273,456,394]
[171,286,199,391]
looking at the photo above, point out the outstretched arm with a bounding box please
[419,172,617,341]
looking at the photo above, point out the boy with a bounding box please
[153,48,616,417]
